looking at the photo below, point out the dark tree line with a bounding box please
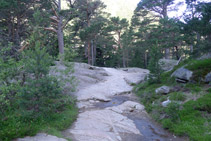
[0,0,210,67]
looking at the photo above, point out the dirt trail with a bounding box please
[17,64,186,141]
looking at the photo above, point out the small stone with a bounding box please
[162,99,171,107]
[205,72,211,83]
[155,86,170,94]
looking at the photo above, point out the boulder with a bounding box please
[171,67,193,82]
[155,86,170,94]
[197,53,211,60]
[159,59,178,71]
[205,72,211,83]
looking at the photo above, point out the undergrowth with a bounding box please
[0,103,78,141]
[135,58,211,140]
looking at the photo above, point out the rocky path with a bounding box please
[63,68,147,141]
[17,64,186,141]
[63,66,185,141]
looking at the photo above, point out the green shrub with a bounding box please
[147,44,163,84]
[171,94,211,140]
[0,47,77,140]
[169,92,186,101]
[0,56,22,116]
[165,102,180,121]
[185,83,202,93]
[18,77,67,117]
[194,93,211,113]
[207,88,211,93]
[185,59,211,82]
[186,59,211,71]
[162,119,174,129]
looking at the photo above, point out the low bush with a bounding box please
[169,92,186,101]
[0,48,78,140]
[185,83,202,93]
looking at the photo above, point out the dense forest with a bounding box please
[1,0,211,67]
[0,0,211,140]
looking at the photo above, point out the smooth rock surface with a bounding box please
[67,67,149,141]
[76,68,148,108]
[68,109,141,141]
[107,101,145,114]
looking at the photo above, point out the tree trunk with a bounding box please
[86,0,91,64]
[91,40,94,65]
[16,16,20,45]
[57,0,64,55]
[175,46,179,60]
[190,45,193,53]
[57,20,64,54]
[165,48,170,59]
[197,32,200,43]
[87,41,91,64]
[122,49,126,68]
[94,41,96,65]
[162,4,170,59]
[117,31,126,67]
[144,51,148,68]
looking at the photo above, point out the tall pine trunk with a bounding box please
[57,0,64,55]
[163,5,170,59]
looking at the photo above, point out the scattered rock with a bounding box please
[171,86,182,92]
[171,67,193,82]
[155,86,170,94]
[205,72,211,83]
[162,98,171,107]
[16,133,67,141]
